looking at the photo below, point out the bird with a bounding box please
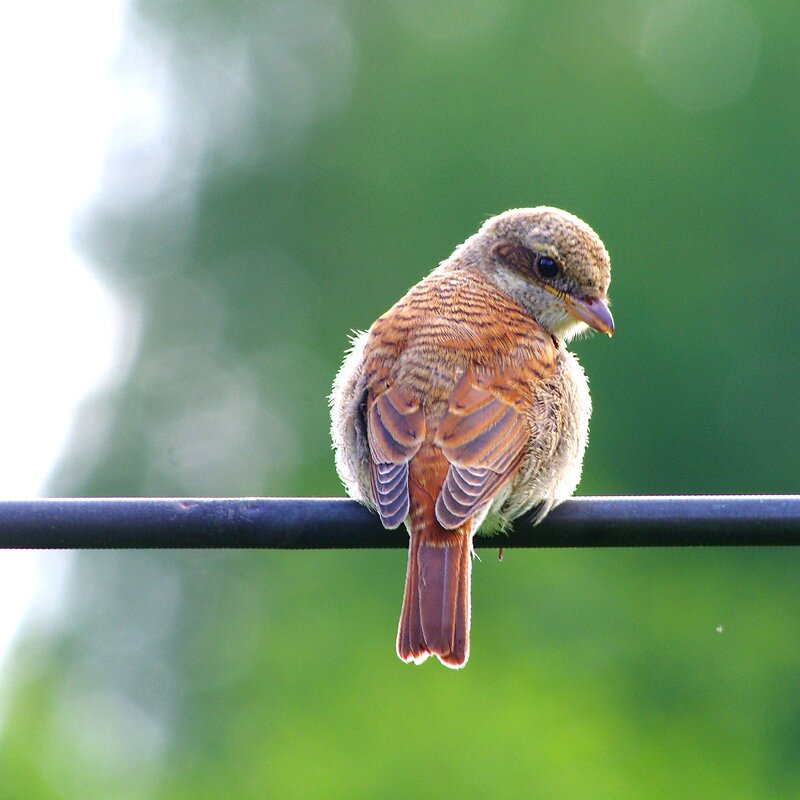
[330,207,613,668]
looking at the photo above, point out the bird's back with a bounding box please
[363,266,557,421]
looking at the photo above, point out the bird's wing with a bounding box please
[433,368,534,530]
[367,384,426,528]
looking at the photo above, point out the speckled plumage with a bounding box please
[330,207,613,668]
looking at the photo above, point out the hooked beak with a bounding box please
[564,294,615,337]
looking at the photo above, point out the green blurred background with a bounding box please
[3,0,800,796]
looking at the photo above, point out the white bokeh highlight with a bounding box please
[0,0,135,685]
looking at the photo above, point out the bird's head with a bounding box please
[461,207,614,341]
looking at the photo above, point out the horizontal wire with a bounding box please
[1,496,799,549]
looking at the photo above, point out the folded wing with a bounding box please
[434,371,530,529]
[367,384,426,528]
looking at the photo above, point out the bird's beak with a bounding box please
[564,295,615,337]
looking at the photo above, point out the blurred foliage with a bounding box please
[3,0,800,797]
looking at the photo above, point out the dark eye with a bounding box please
[537,256,559,279]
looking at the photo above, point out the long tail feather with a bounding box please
[397,526,473,668]
[397,533,426,663]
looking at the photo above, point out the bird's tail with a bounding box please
[396,511,473,669]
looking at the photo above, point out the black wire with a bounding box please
[1,496,799,549]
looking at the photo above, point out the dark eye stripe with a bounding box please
[492,243,561,282]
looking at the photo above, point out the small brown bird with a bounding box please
[330,207,613,668]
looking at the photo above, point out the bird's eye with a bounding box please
[537,256,559,279]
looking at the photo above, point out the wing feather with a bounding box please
[434,371,530,530]
[367,385,426,528]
